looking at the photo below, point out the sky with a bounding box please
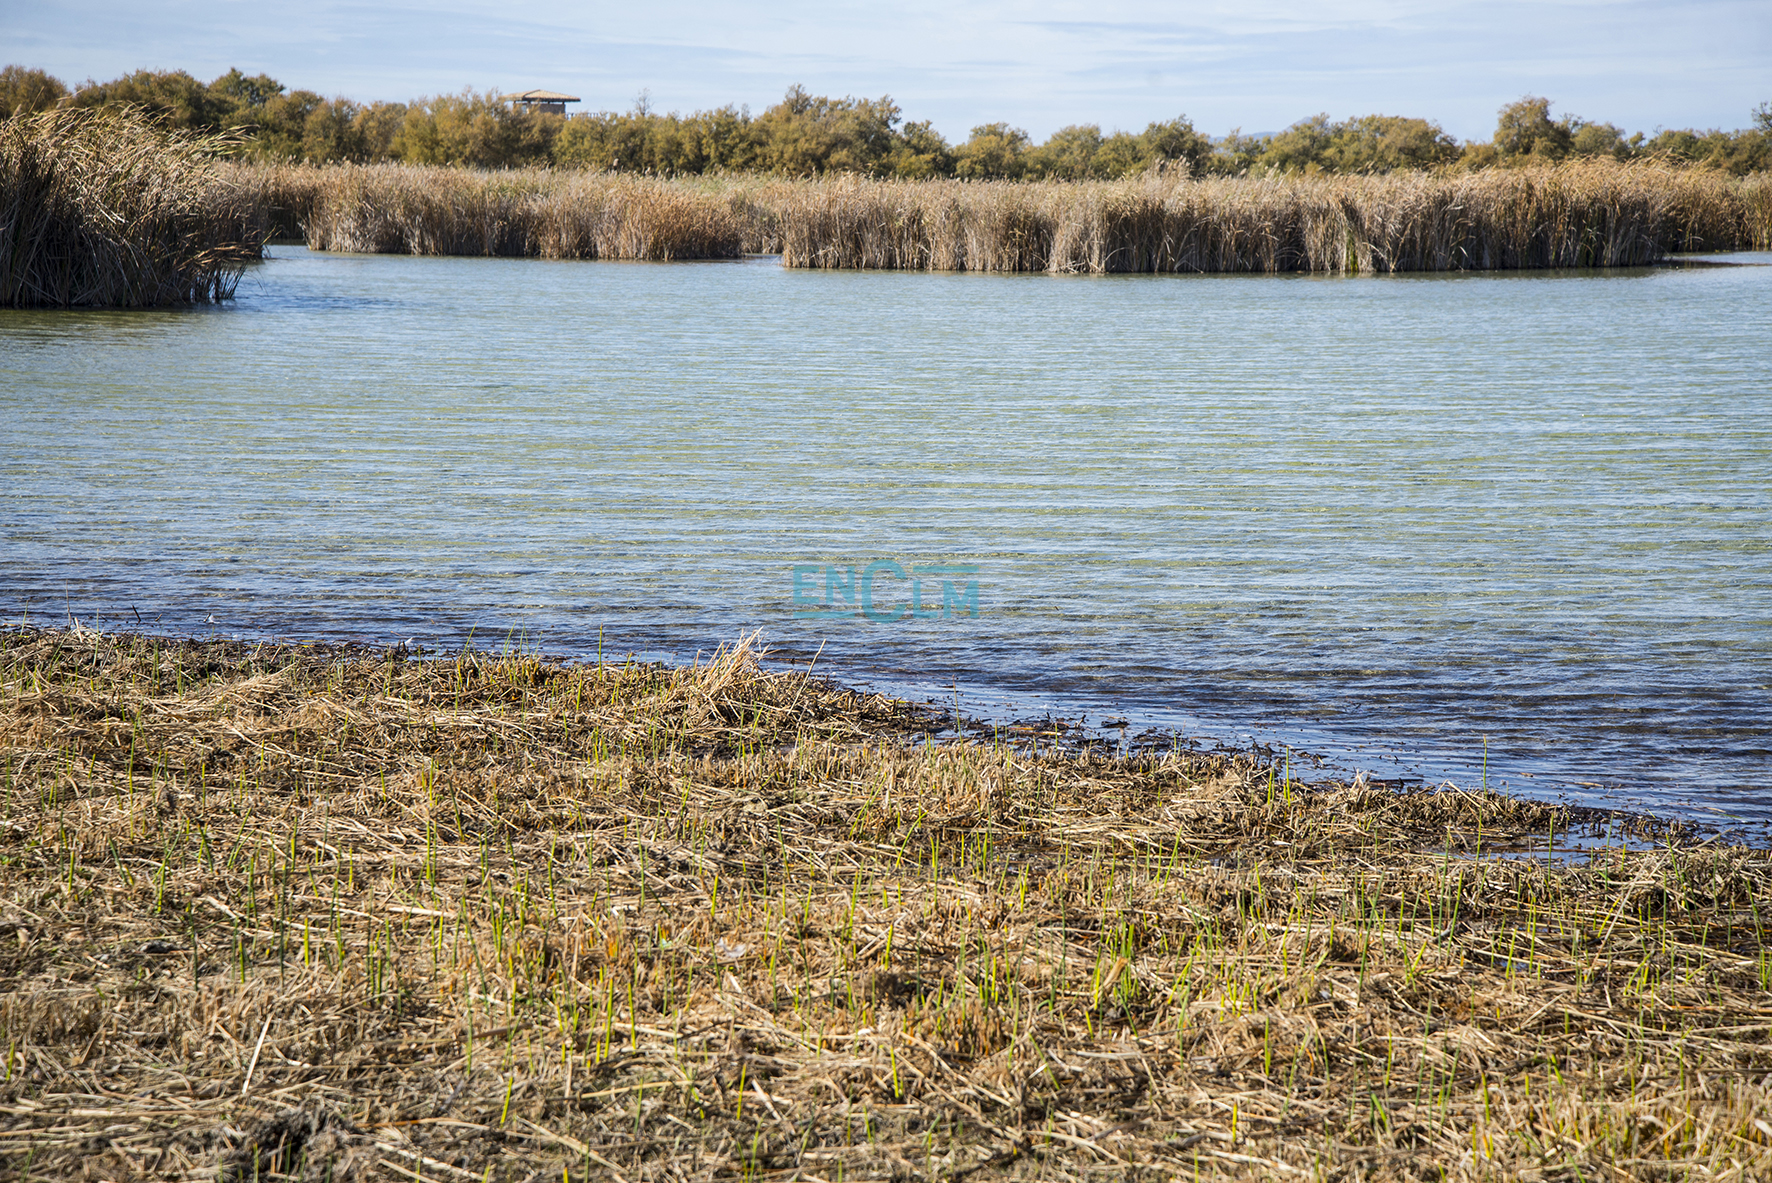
[5,1,1768,143]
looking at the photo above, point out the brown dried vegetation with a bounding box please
[0,108,260,307]
[231,158,1772,273]
[766,161,1772,272]
[230,163,755,260]
[1,627,1769,1180]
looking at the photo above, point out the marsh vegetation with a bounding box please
[1,627,1769,1180]
[238,157,1772,272]
[5,67,1769,299]
[0,106,259,307]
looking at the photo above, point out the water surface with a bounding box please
[3,248,1769,826]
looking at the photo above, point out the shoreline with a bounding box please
[19,619,1724,844]
[3,624,1769,1179]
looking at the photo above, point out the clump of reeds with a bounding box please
[219,159,323,242]
[220,158,1770,272]
[770,158,1771,273]
[2,624,1769,1181]
[0,106,262,307]
[528,172,751,261]
[223,162,749,260]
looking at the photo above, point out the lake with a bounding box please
[3,247,1769,828]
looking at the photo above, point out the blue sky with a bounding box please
[6,1,1767,142]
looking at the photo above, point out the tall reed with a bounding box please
[771,159,1769,273]
[226,162,749,260]
[219,158,1770,272]
[0,106,261,307]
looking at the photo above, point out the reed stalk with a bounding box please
[225,161,749,260]
[0,106,261,307]
[770,160,1768,273]
[219,158,1770,273]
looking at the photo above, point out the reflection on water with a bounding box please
[3,248,1770,825]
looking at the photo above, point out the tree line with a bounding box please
[2,64,1767,177]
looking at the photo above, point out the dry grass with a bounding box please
[0,108,261,307]
[222,159,1771,273]
[3,626,1770,1181]
[227,163,752,260]
[768,161,1772,273]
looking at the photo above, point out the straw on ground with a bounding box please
[1,626,1768,1180]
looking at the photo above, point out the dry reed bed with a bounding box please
[230,163,756,260]
[769,163,1772,273]
[231,159,1772,272]
[0,109,261,307]
[2,626,1770,1181]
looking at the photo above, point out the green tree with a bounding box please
[644,114,706,173]
[1493,95,1573,161]
[301,99,382,163]
[687,104,765,172]
[1027,123,1104,179]
[71,68,230,131]
[553,110,648,170]
[888,119,952,178]
[393,89,558,167]
[1092,131,1146,178]
[1643,125,1769,175]
[1208,129,1268,175]
[552,101,745,173]
[1325,115,1460,172]
[954,123,1030,179]
[555,94,943,177]
[755,85,903,175]
[1457,142,1500,170]
[1014,116,1213,180]
[1137,116,1214,173]
[1568,120,1638,159]
[244,89,324,158]
[352,102,409,161]
[0,65,68,119]
[209,68,283,115]
[1260,113,1333,172]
